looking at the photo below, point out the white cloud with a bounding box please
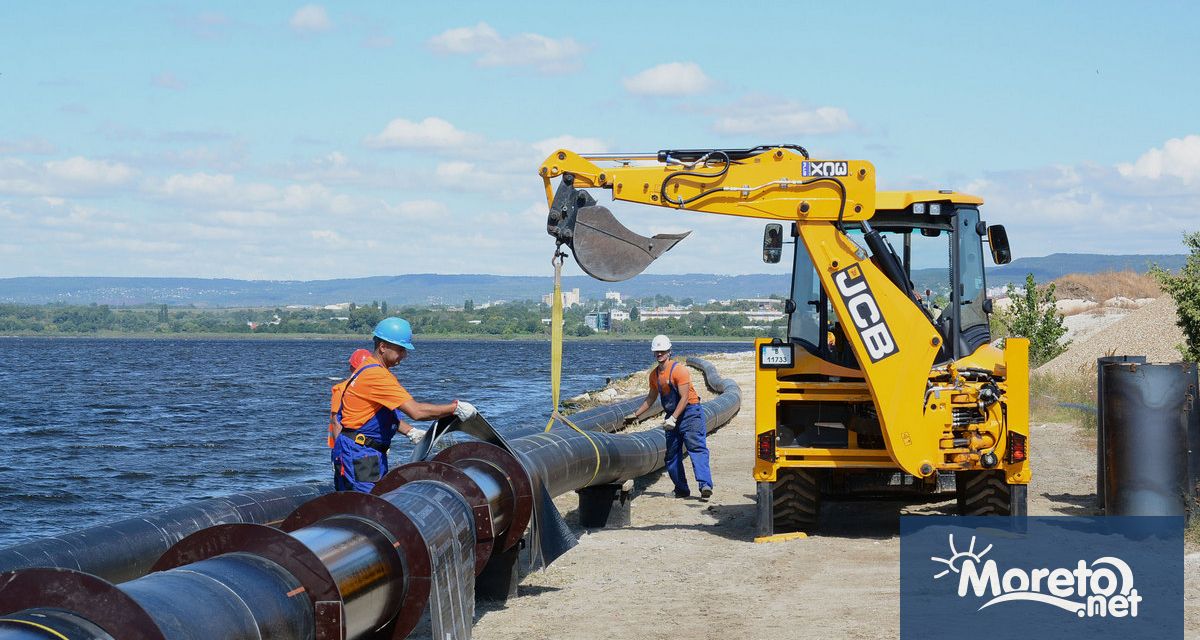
[385,199,449,221]
[964,147,1199,257]
[427,22,583,74]
[44,157,137,189]
[310,229,346,244]
[1117,135,1200,185]
[289,4,332,34]
[93,237,184,254]
[623,62,712,96]
[364,117,477,150]
[435,161,475,181]
[155,172,268,203]
[712,98,854,136]
[210,210,284,227]
[531,135,608,159]
[0,137,55,155]
[151,72,186,90]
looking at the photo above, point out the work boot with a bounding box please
[673,489,691,499]
[700,486,713,499]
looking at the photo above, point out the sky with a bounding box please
[1,2,1198,281]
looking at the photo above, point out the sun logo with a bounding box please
[930,533,992,580]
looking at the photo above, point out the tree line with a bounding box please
[0,298,784,339]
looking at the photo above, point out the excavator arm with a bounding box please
[540,145,945,477]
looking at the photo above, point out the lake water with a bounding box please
[0,337,751,548]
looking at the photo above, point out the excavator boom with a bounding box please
[542,147,876,282]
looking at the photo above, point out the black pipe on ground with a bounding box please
[0,358,741,640]
[1102,361,1196,516]
[0,483,330,583]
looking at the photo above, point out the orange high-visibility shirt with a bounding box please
[336,356,414,429]
[649,361,700,406]
[328,379,349,447]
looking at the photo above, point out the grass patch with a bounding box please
[1051,270,1161,302]
[1030,370,1096,430]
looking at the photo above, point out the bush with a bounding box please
[1151,231,1200,362]
[997,274,1069,367]
[1029,370,1096,432]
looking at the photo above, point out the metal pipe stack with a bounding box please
[0,357,740,640]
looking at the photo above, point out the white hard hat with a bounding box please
[651,335,672,352]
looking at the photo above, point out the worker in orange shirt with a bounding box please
[327,349,374,448]
[625,335,713,499]
[330,317,477,492]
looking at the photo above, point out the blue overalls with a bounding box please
[659,362,713,496]
[331,364,404,493]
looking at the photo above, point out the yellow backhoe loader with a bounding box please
[540,145,1029,536]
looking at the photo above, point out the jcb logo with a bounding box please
[834,265,899,363]
[802,161,849,177]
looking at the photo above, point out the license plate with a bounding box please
[760,344,793,368]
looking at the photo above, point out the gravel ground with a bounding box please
[464,351,1199,639]
[1039,296,1186,376]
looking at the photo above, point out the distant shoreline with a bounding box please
[0,332,756,343]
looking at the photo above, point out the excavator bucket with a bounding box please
[569,205,690,282]
[546,177,689,282]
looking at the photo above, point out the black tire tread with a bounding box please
[773,468,820,533]
[956,470,1020,516]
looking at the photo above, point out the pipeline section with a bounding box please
[0,483,330,583]
[0,357,741,640]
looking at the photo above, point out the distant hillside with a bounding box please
[0,253,1183,307]
[988,253,1185,286]
[0,274,792,307]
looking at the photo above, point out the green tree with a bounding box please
[999,274,1069,367]
[1151,231,1200,362]
[629,306,639,322]
[463,299,474,312]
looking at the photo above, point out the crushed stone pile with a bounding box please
[1038,297,1186,377]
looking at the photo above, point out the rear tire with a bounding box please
[956,470,1026,515]
[773,468,821,533]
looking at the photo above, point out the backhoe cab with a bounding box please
[540,146,1029,537]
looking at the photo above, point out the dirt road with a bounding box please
[469,352,1199,639]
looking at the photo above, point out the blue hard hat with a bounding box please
[373,317,415,350]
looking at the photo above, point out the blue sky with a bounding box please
[1,2,1197,280]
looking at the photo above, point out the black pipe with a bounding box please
[1102,362,1195,516]
[1095,355,1146,511]
[0,358,741,640]
[0,483,331,583]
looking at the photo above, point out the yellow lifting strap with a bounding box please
[545,248,602,485]
[0,619,71,640]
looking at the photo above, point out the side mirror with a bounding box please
[763,223,783,263]
[986,224,1011,265]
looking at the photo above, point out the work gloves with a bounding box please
[623,414,639,426]
[406,427,427,444]
[454,400,478,421]
[661,416,677,431]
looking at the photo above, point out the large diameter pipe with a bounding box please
[0,483,331,583]
[289,516,404,638]
[1102,362,1195,516]
[1096,355,1146,511]
[0,357,741,640]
